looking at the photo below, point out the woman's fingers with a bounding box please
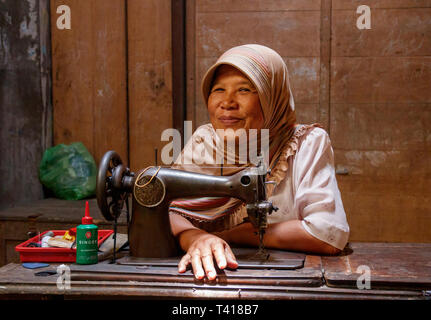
[178,233,239,279]
[191,249,205,279]
[178,253,191,273]
[201,250,217,280]
[212,242,227,269]
[224,244,239,269]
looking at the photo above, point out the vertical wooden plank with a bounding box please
[91,1,128,167]
[50,0,128,166]
[171,0,186,142]
[127,0,173,170]
[319,0,331,132]
[186,0,196,130]
[51,0,93,157]
[333,0,431,9]
[0,0,48,208]
[39,0,53,152]
[0,222,5,266]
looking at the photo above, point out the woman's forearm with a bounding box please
[170,212,340,255]
[216,219,340,255]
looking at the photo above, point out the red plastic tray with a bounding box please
[15,229,114,263]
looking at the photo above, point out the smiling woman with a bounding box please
[169,44,350,281]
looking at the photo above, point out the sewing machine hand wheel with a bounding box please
[96,150,132,221]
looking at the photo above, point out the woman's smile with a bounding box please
[217,115,243,126]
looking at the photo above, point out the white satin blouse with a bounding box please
[268,127,350,250]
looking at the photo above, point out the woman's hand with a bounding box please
[177,229,238,280]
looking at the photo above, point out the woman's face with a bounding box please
[207,65,264,135]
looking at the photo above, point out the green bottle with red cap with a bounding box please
[76,201,98,264]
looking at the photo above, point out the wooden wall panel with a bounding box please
[331,57,431,103]
[197,0,321,12]
[286,58,321,104]
[192,6,322,128]
[332,9,431,57]
[196,11,321,58]
[50,0,128,166]
[330,3,431,242]
[0,0,51,209]
[337,188,431,242]
[186,0,197,131]
[127,0,172,170]
[333,0,431,10]
[331,103,430,151]
[319,0,332,132]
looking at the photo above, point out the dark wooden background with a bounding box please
[0,0,52,209]
[1,0,430,243]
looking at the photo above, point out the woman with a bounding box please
[169,44,349,281]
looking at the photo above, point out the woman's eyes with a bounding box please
[212,87,252,93]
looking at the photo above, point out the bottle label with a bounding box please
[76,228,98,264]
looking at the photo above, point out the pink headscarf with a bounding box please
[202,44,297,162]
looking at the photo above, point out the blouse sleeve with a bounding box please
[292,127,350,250]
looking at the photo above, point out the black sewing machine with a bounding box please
[96,150,278,259]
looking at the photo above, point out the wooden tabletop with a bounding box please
[0,242,430,300]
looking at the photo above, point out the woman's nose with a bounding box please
[220,92,238,109]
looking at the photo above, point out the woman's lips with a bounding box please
[218,116,243,125]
